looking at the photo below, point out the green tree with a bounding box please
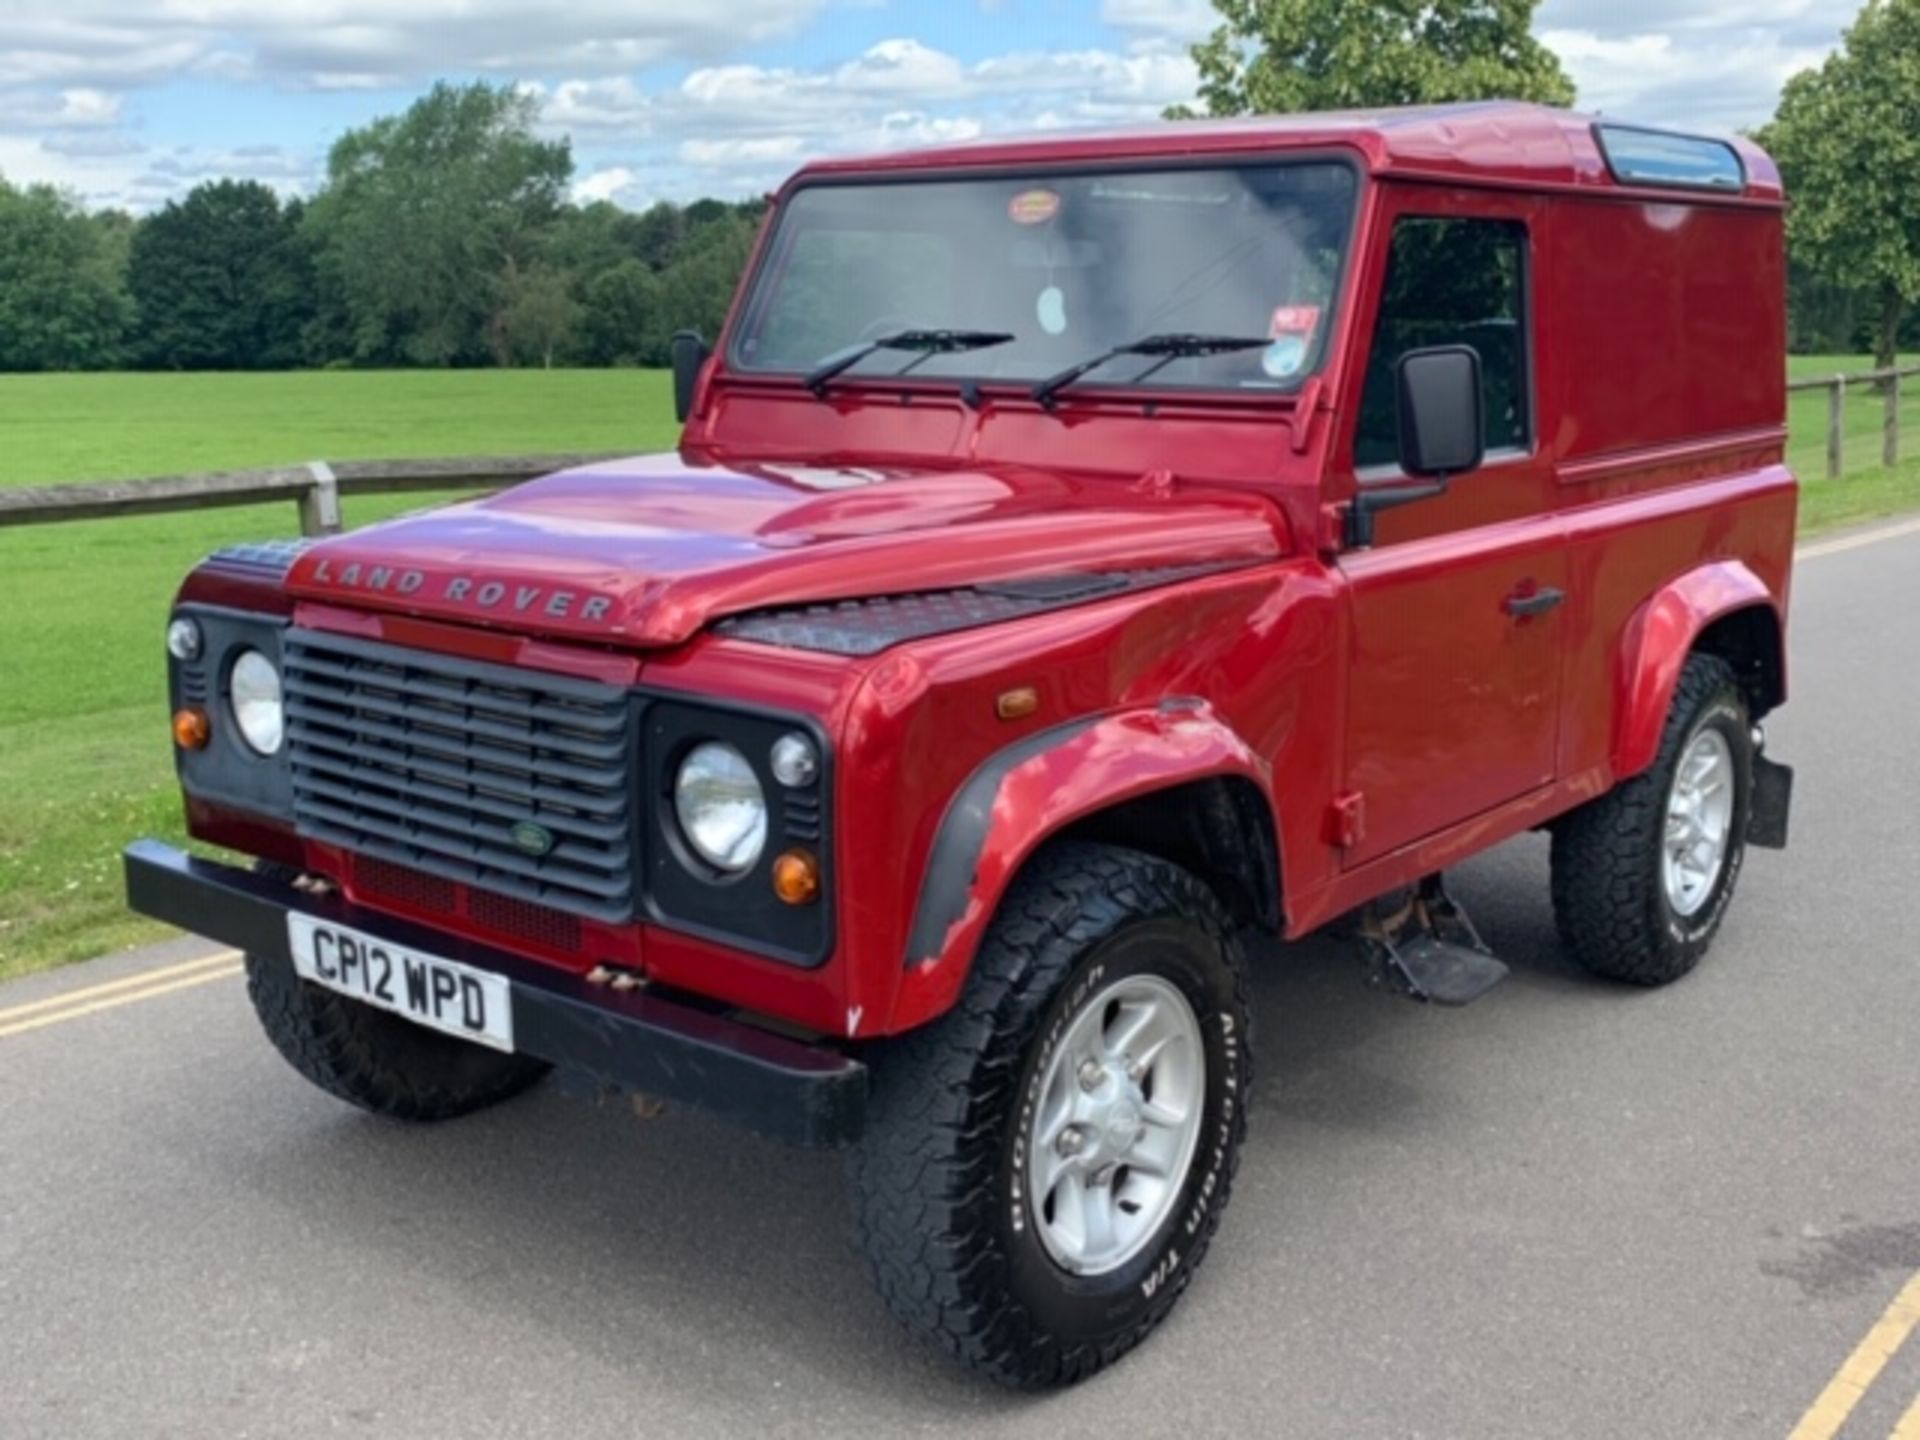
[1763,0,1920,370]
[1174,0,1574,118]
[500,265,581,368]
[579,258,664,365]
[306,81,572,366]
[128,180,314,370]
[655,209,761,350]
[0,176,130,371]
[628,201,689,270]
[549,200,644,282]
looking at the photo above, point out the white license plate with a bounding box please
[287,914,514,1053]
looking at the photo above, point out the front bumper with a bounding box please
[123,839,867,1147]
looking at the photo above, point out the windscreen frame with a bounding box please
[722,149,1369,402]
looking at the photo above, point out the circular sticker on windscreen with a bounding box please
[1009,189,1062,225]
[1263,335,1309,378]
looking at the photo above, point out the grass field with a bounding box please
[1786,354,1920,501]
[0,371,678,978]
[1,361,1914,979]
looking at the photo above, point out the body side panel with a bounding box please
[842,561,1345,1035]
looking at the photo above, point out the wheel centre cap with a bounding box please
[1096,1089,1144,1152]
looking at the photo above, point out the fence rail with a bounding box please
[0,374,1911,530]
[0,453,628,536]
[1787,365,1920,480]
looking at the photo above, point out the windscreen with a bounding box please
[731,161,1359,394]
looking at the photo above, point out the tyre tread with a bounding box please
[849,842,1250,1388]
[245,949,548,1122]
[1550,653,1746,986]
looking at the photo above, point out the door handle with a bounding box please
[1503,585,1565,619]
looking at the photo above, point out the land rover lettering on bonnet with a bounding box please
[127,104,1797,1389]
[304,559,616,623]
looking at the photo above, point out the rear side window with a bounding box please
[1355,218,1530,471]
[1596,125,1744,193]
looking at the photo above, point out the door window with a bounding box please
[1355,218,1530,470]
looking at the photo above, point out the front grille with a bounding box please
[285,629,636,922]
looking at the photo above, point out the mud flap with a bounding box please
[1749,755,1794,850]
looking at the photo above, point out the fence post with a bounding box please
[298,461,342,536]
[1886,371,1903,470]
[1824,376,1843,481]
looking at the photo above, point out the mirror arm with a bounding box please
[1344,478,1451,550]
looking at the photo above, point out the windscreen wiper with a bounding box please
[804,329,1015,397]
[1030,333,1273,410]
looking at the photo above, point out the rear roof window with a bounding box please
[1595,125,1745,192]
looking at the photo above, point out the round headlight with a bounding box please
[770,732,819,788]
[166,617,202,661]
[674,742,767,873]
[229,649,284,756]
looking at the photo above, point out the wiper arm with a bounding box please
[804,329,1015,398]
[1030,333,1273,410]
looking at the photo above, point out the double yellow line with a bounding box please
[0,949,243,1039]
[1790,1269,1920,1439]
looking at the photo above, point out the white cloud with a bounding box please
[1544,26,1832,131]
[0,1,1856,211]
[556,36,1198,186]
[0,3,828,89]
[1538,0,1848,131]
[540,77,653,134]
[680,135,807,167]
[572,164,638,204]
[52,88,122,127]
[0,86,120,129]
[1099,0,1215,43]
[0,0,826,205]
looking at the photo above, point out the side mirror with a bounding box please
[671,330,712,424]
[1396,345,1485,478]
[1345,345,1485,550]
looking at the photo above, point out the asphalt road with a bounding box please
[5,520,1920,1440]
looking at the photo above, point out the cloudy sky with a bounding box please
[0,0,1850,213]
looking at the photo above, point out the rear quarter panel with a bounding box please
[1538,190,1795,784]
[1558,467,1795,782]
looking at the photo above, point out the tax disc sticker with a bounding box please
[1008,189,1062,225]
[1263,335,1310,378]
[1263,305,1322,378]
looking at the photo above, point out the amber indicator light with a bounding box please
[771,848,822,906]
[172,707,211,751]
[996,686,1040,721]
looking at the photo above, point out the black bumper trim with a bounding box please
[123,840,866,1147]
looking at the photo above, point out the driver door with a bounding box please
[1335,195,1566,868]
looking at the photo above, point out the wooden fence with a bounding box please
[0,453,626,536]
[0,372,1911,530]
[1788,365,1920,481]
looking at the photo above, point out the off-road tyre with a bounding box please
[1551,653,1753,986]
[849,842,1252,1388]
[245,944,549,1122]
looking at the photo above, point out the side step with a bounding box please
[1359,876,1510,1007]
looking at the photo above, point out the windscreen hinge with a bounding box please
[1288,377,1326,455]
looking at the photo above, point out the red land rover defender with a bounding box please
[128,104,1796,1387]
